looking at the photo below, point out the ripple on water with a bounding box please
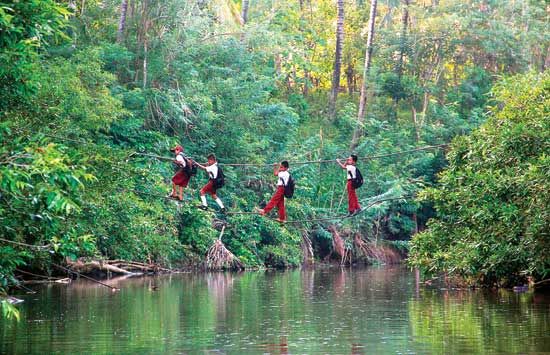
[1,267,550,354]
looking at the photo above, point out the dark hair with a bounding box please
[350,154,358,162]
[207,154,216,161]
[281,160,289,168]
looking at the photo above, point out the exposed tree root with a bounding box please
[353,233,377,259]
[353,233,402,264]
[328,225,352,265]
[205,226,244,270]
[212,218,227,231]
[301,231,314,266]
[324,226,403,265]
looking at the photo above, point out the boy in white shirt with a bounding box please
[258,161,289,222]
[193,154,225,213]
[336,154,361,215]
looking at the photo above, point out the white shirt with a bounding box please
[176,153,187,167]
[346,165,357,180]
[277,170,290,186]
[206,163,218,179]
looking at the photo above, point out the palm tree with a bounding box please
[351,0,377,150]
[328,0,345,120]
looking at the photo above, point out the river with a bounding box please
[1,266,549,354]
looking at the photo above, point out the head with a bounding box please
[280,160,289,171]
[207,153,217,165]
[347,154,358,165]
[170,145,183,154]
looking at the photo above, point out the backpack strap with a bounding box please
[177,152,187,167]
[280,173,290,186]
[209,165,218,179]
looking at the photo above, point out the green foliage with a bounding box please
[0,298,20,321]
[409,71,550,287]
[0,0,70,107]
[0,0,547,288]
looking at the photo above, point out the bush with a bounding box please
[409,71,550,287]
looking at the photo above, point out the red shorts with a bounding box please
[172,170,190,187]
[200,180,216,195]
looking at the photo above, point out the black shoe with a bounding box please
[198,205,208,211]
[220,208,226,214]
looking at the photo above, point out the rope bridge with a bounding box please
[129,144,448,166]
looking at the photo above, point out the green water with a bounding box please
[1,267,549,354]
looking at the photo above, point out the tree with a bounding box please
[0,1,70,108]
[351,0,377,150]
[395,0,409,85]
[409,71,550,287]
[116,0,129,43]
[241,0,250,25]
[328,0,344,120]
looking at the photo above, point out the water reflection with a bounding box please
[409,288,550,353]
[1,267,549,354]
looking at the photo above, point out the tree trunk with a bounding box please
[275,53,282,75]
[143,38,148,88]
[350,0,377,151]
[328,0,345,120]
[241,0,250,25]
[396,0,409,82]
[141,0,149,89]
[116,0,129,43]
[346,61,354,95]
[303,69,309,96]
[411,91,429,142]
[299,1,310,96]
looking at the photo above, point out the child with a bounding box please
[336,155,361,215]
[193,154,225,213]
[169,145,190,201]
[258,161,290,222]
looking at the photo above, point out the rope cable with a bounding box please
[130,144,448,166]
[225,196,411,224]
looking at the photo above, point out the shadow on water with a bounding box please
[1,266,549,354]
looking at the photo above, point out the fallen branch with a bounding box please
[52,262,119,291]
[20,278,71,285]
[534,278,550,286]
[105,260,173,273]
[16,268,57,280]
[66,259,136,275]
